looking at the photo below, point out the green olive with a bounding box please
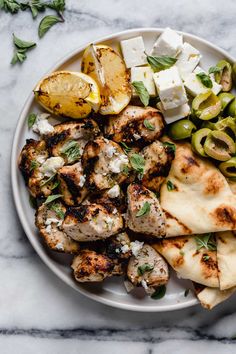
[227,99,236,117]
[219,157,236,178]
[168,119,197,140]
[215,117,236,138]
[214,60,233,92]
[204,130,235,161]
[192,91,221,120]
[232,62,236,85]
[218,92,235,112]
[191,128,211,157]
[201,121,215,130]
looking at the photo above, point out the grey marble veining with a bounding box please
[1,0,236,353]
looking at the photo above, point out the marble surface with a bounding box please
[1,0,236,353]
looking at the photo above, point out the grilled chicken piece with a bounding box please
[140,141,175,192]
[105,105,165,143]
[127,184,166,237]
[82,137,130,191]
[72,250,123,282]
[127,244,169,294]
[58,161,88,206]
[62,203,123,242]
[36,202,80,253]
[105,232,131,260]
[46,119,100,164]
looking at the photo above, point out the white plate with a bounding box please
[11,28,236,312]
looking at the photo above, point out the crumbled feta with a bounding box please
[157,102,190,124]
[120,36,147,68]
[40,157,64,177]
[133,133,141,140]
[131,66,156,96]
[112,208,118,215]
[106,145,117,158]
[151,28,183,57]
[45,218,62,233]
[109,154,129,174]
[105,216,115,231]
[130,240,144,257]
[32,113,54,136]
[184,66,222,96]
[141,279,149,291]
[107,185,120,198]
[79,175,86,188]
[120,244,130,254]
[55,242,64,251]
[176,42,201,79]
[36,155,47,165]
[153,66,188,110]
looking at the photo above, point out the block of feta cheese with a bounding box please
[176,42,201,79]
[153,66,188,110]
[151,28,183,57]
[157,102,190,124]
[131,66,156,96]
[184,66,222,96]
[120,36,147,68]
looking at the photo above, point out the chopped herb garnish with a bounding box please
[196,72,213,88]
[167,180,175,191]
[50,202,65,219]
[143,119,155,131]
[184,289,190,297]
[61,140,80,163]
[163,141,176,153]
[0,0,21,13]
[120,142,132,154]
[136,201,151,217]
[122,165,130,175]
[132,81,150,106]
[130,153,145,176]
[151,285,166,300]
[202,254,210,261]
[44,194,62,204]
[52,180,60,190]
[137,263,154,276]
[179,250,185,256]
[38,15,63,38]
[20,0,46,19]
[27,113,37,128]
[146,55,177,72]
[30,160,39,171]
[209,66,222,75]
[11,34,36,65]
[195,233,216,251]
[40,174,55,186]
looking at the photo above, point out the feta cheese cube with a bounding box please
[157,102,190,124]
[153,66,188,110]
[176,42,201,79]
[152,28,183,57]
[131,66,156,96]
[120,36,147,68]
[184,66,222,97]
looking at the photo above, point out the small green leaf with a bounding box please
[195,233,216,251]
[179,250,185,256]
[143,119,155,131]
[0,0,21,13]
[167,180,175,191]
[27,113,37,128]
[50,202,65,219]
[13,33,36,50]
[11,49,27,65]
[136,201,151,217]
[60,140,80,163]
[52,180,60,190]
[163,141,176,153]
[151,285,166,300]
[130,153,145,176]
[184,289,190,297]
[122,165,130,175]
[138,263,154,276]
[30,160,39,171]
[196,72,213,88]
[38,15,62,38]
[147,55,177,72]
[202,254,210,261]
[209,66,222,75]
[40,174,55,187]
[46,0,65,12]
[132,81,150,106]
[120,142,132,154]
[44,194,62,204]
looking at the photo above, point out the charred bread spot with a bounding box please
[172,255,184,268]
[211,205,236,228]
[204,172,225,196]
[200,252,218,280]
[164,210,192,235]
[180,155,200,174]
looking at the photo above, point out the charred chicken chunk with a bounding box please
[105,105,165,143]
[36,202,80,253]
[62,203,123,242]
[46,119,100,164]
[105,232,131,260]
[82,137,130,191]
[127,244,169,294]
[127,184,166,237]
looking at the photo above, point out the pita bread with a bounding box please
[153,235,219,287]
[160,142,236,237]
[216,231,236,290]
[193,283,236,310]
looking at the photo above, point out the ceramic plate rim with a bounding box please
[11,27,236,312]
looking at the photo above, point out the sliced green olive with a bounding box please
[191,128,211,157]
[214,60,233,92]
[232,62,236,85]
[201,121,215,130]
[204,130,235,161]
[219,157,236,178]
[227,99,236,117]
[218,92,235,112]
[215,117,236,138]
[192,91,221,120]
[168,119,197,140]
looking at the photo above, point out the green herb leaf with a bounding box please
[50,202,65,219]
[163,141,176,153]
[40,174,55,187]
[147,55,177,72]
[0,0,21,13]
[38,15,62,38]
[143,119,155,131]
[44,194,62,204]
[20,0,46,18]
[132,81,150,106]
[46,0,65,12]
[13,33,36,50]
[202,254,210,261]
[120,142,132,154]
[52,180,60,190]
[137,263,154,276]
[30,160,39,171]
[196,72,213,88]
[209,66,222,75]
[167,180,175,191]
[136,201,151,217]
[151,285,166,300]
[179,250,185,256]
[27,113,37,128]
[60,140,80,163]
[184,289,190,297]
[195,233,216,251]
[29,195,37,209]
[130,153,145,176]
[122,165,130,175]
[11,49,27,65]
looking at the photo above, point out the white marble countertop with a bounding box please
[1,0,236,353]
